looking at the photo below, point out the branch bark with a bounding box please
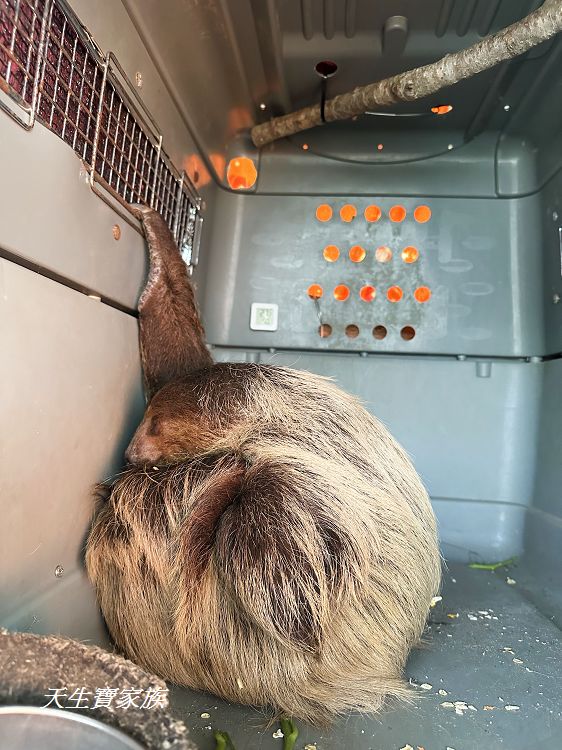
[251,0,562,148]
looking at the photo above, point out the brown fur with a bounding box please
[85,209,441,725]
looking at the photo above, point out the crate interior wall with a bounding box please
[0,0,561,748]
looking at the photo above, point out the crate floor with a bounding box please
[169,562,562,750]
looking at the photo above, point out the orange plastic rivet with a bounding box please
[316,204,333,222]
[307,284,323,299]
[414,205,432,223]
[364,205,382,223]
[414,286,432,303]
[402,246,419,263]
[323,245,340,262]
[226,156,258,190]
[334,284,350,301]
[349,245,366,263]
[340,204,357,222]
[360,285,376,302]
[387,286,403,302]
[389,205,407,223]
[375,246,393,263]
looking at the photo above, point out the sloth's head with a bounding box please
[125,380,215,466]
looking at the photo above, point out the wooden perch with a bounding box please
[251,0,562,148]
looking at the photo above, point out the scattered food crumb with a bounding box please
[506,577,516,585]
[420,683,432,690]
[451,578,457,583]
[236,678,244,690]
[447,613,459,619]
[399,745,414,750]
[304,745,317,750]
[152,466,159,471]
[467,614,478,621]
[438,689,448,696]
[446,747,457,750]
[204,725,211,730]
[441,702,455,709]
[503,647,515,654]
[417,746,425,750]
[513,658,524,665]
[505,705,520,712]
[483,706,496,711]
[478,610,489,615]
[272,729,284,738]
[200,712,210,719]
[430,596,442,607]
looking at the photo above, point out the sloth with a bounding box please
[85,206,441,725]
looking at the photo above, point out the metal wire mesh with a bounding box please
[175,186,199,263]
[0,0,202,266]
[94,77,159,205]
[0,0,46,106]
[37,1,103,162]
[153,155,180,229]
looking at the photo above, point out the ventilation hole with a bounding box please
[349,245,366,263]
[318,323,332,338]
[414,286,432,303]
[316,204,333,222]
[402,246,419,263]
[373,325,387,340]
[345,324,359,338]
[334,284,350,301]
[387,286,403,302]
[193,170,200,183]
[364,205,382,222]
[315,60,338,77]
[431,105,453,115]
[226,157,257,189]
[340,204,357,222]
[401,326,416,340]
[389,205,407,223]
[375,246,393,263]
[360,285,376,302]
[414,205,432,223]
[307,284,323,299]
[323,244,340,262]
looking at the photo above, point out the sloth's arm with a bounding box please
[132,205,213,399]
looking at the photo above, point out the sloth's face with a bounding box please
[124,380,214,466]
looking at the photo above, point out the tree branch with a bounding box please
[251,0,562,148]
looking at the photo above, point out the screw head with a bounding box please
[259,102,266,110]
[553,211,559,221]
[54,565,64,578]
[553,294,561,304]
[112,224,121,241]
[503,104,510,111]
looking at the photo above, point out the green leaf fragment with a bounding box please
[280,718,299,750]
[214,730,235,750]
[468,557,516,571]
